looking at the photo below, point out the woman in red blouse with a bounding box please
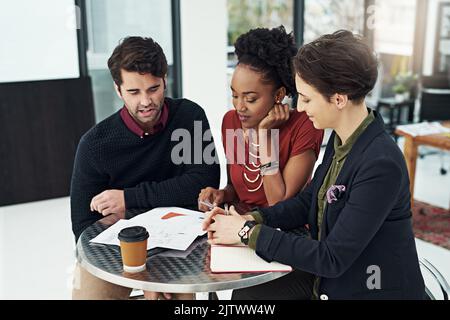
[199,26,323,212]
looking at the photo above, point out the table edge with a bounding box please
[76,234,288,293]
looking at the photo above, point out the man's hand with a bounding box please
[90,190,125,217]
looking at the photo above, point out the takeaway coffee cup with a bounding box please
[118,226,149,273]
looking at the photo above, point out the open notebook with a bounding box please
[210,244,292,273]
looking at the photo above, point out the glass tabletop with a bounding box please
[76,215,288,293]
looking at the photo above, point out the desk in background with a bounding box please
[395,121,450,209]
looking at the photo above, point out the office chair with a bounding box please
[419,258,450,300]
[419,88,450,122]
[417,77,450,176]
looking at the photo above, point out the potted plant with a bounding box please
[392,72,418,102]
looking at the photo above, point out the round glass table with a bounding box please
[76,215,289,293]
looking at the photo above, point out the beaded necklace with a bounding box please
[241,139,263,192]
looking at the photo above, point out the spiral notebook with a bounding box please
[210,244,292,273]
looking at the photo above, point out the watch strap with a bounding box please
[238,220,258,245]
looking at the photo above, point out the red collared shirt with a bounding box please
[120,101,169,138]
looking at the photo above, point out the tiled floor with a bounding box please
[0,141,449,300]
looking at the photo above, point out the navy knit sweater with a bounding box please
[70,98,220,242]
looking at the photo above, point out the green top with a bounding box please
[316,110,375,240]
[312,110,374,299]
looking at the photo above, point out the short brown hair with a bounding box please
[293,30,378,104]
[107,36,168,87]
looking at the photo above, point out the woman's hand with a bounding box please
[258,103,290,130]
[202,206,225,241]
[198,187,225,212]
[202,205,246,245]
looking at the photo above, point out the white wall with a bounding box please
[423,0,450,75]
[0,0,80,83]
[180,0,229,187]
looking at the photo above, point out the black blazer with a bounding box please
[256,111,425,299]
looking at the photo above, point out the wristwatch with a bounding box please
[238,221,258,245]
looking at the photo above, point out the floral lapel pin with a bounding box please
[326,185,346,204]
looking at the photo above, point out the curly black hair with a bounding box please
[108,36,168,87]
[234,25,297,97]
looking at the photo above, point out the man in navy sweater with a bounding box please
[71,37,220,299]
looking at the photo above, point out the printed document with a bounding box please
[90,207,206,251]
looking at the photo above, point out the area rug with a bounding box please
[412,200,450,250]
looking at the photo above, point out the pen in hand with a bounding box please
[224,203,229,216]
[199,199,215,211]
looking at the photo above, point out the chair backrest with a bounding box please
[419,76,450,122]
[419,258,450,300]
[421,75,450,89]
[419,88,450,122]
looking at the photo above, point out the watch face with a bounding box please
[239,226,249,237]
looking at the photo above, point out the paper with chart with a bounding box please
[90,207,206,251]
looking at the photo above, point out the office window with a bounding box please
[227,0,293,68]
[433,2,450,75]
[373,0,416,56]
[85,0,173,122]
[226,0,293,108]
[0,0,79,83]
[304,0,365,44]
[371,0,417,98]
[227,0,293,46]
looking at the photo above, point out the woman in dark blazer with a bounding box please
[203,30,425,300]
